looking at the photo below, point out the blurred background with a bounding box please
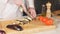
[34,0,60,14]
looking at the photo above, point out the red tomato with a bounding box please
[42,17,48,24]
[38,16,53,25]
[49,18,53,21]
[38,16,44,21]
[45,20,53,25]
[49,19,53,24]
[42,17,47,22]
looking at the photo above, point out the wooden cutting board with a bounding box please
[0,18,56,34]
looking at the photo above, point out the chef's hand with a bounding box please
[28,7,36,19]
[13,0,36,19]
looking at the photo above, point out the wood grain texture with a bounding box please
[0,18,56,34]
